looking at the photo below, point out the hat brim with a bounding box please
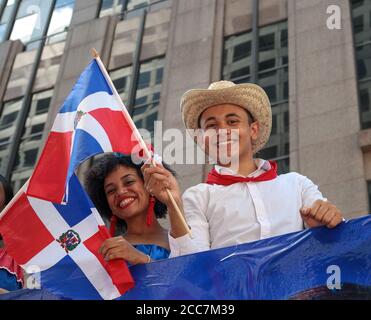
[180,83,272,154]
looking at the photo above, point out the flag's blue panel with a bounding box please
[59,60,112,114]
[67,128,105,187]
[40,255,102,300]
[54,174,93,227]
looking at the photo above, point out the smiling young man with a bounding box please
[142,80,344,257]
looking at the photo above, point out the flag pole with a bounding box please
[91,49,192,238]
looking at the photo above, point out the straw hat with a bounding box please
[180,80,272,154]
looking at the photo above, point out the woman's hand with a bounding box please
[141,162,182,206]
[141,162,189,239]
[99,236,149,265]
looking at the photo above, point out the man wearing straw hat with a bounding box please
[142,81,344,257]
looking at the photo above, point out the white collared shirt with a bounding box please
[169,159,324,257]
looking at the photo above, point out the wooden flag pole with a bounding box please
[91,48,192,238]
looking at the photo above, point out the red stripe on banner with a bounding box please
[84,227,135,296]
[0,193,54,265]
[27,131,73,203]
[88,109,139,155]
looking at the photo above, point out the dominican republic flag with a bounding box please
[0,175,134,300]
[26,59,142,203]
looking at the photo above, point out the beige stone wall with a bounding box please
[0,40,23,103]
[288,0,368,218]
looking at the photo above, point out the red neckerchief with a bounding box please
[206,161,278,186]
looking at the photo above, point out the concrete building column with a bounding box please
[288,0,368,218]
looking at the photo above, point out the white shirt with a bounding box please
[169,159,324,257]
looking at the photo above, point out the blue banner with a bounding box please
[1,215,371,300]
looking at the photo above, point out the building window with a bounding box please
[110,57,164,136]
[99,0,124,17]
[11,89,53,191]
[1,0,74,48]
[0,98,22,175]
[45,0,74,45]
[351,0,371,129]
[0,0,18,42]
[133,57,164,134]
[9,0,55,45]
[111,65,133,104]
[99,0,168,18]
[223,21,289,174]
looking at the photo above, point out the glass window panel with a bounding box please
[0,98,22,173]
[353,15,364,34]
[258,58,275,72]
[276,157,289,175]
[0,23,6,41]
[258,67,288,104]
[133,57,164,134]
[153,91,160,101]
[360,87,370,112]
[155,67,163,85]
[258,145,277,159]
[34,41,66,92]
[230,66,250,80]
[137,71,150,89]
[233,76,251,84]
[99,0,122,17]
[46,0,74,37]
[1,0,16,24]
[127,0,149,12]
[13,89,52,173]
[223,31,252,81]
[359,80,371,129]
[35,96,51,115]
[30,123,44,136]
[351,1,371,129]
[11,168,33,192]
[140,7,171,61]
[280,28,288,48]
[356,43,371,80]
[233,41,251,62]
[259,33,275,52]
[259,21,288,70]
[10,0,54,45]
[110,65,132,104]
[0,140,10,175]
[0,98,22,130]
[135,96,147,106]
[109,17,140,69]
[258,104,289,165]
[351,0,371,45]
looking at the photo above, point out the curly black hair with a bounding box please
[85,153,175,227]
[0,174,14,210]
[0,175,14,242]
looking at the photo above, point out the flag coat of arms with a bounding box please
[0,175,134,300]
[26,59,142,204]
